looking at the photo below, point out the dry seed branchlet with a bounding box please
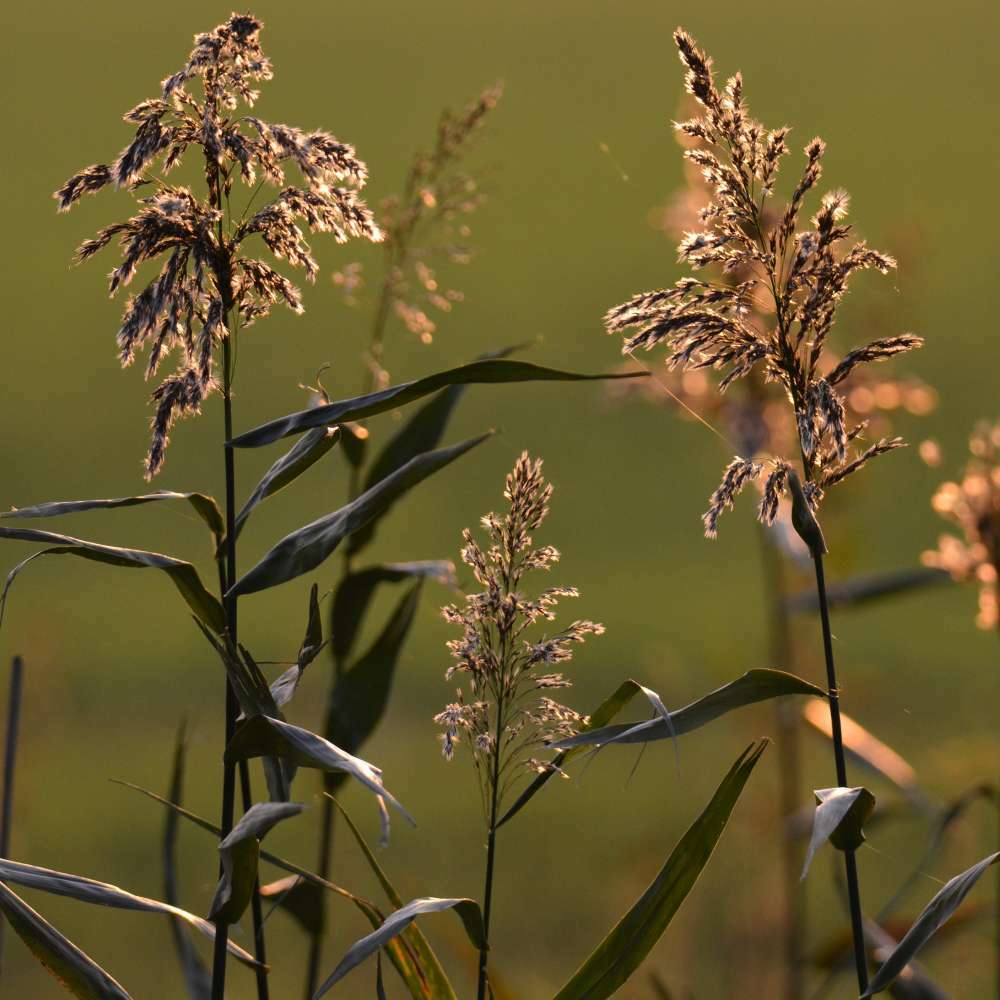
[605,29,923,538]
[924,421,1000,630]
[435,452,603,816]
[55,12,382,476]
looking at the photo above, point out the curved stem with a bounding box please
[812,550,868,995]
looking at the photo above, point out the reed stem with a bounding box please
[811,550,868,995]
[477,700,504,1000]
[0,655,24,974]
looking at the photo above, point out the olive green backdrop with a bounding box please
[1,1,998,996]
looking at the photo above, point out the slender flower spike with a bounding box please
[923,421,1000,629]
[605,28,924,536]
[54,12,382,476]
[435,453,603,816]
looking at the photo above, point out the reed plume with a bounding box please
[55,12,381,477]
[437,452,603,1000]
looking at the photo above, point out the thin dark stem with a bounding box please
[812,551,868,995]
[211,331,240,1000]
[239,762,269,1000]
[304,794,335,999]
[0,655,24,974]
[757,528,805,1000]
[477,701,504,1000]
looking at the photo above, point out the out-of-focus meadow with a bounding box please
[1,1,999,996]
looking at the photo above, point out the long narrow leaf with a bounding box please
[228,433,491,599]
[551,669,824,749]
[225,716,414,831]
[162,724,210,1000]
[862,852,1000,996]
[325,584,422,793]
[269,584,325,709]
[328,795,457,1000]
[785,567,948,614]
[233,427,341,539]
[1,492,224,545]
[553,740,768,999]
[0,527,224,634]
[315,897,486,997]
[231,360,646,449]
[0,858,262,971]
[331,561,454,669]
[0,881,131,999]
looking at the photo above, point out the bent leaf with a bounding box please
[231,359,646,449]
[2,491,224,546]
[0,881,131,999]
[325,584,422,793]
[210,802,305,924]
[0,527,224,634]
[553,740,768,999]
[498,679,646,828]
[315,896,486,997]
[801,787,876,880]
[328,795,457,999]
[551,669,824,749]
[269,584,325,709]
[233,426,340,539]
[862,852,1000,996]
[332,561,455,669]
[259,876,325,935]
[225,715,414,831]
[111,780,430,995]
[228,433,491,599]
[0,858,262,972]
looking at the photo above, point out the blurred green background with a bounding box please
[2,1,999,996]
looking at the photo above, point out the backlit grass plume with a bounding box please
[605,29,923,538]
[923,421,1000,630]
[437,452,603,999]
[54,12,381,476]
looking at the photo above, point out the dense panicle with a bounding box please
[436,453,603,812]
[605,28,925,536]
[923,422,1000,629]
[55,12,381,476]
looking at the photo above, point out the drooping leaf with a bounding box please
[111,780,431,995]
[862,852,1000,996]
[801,787,876,880]
[328,795,457,1000]
[259,876,325,935]
[785,567,949,614]
[497,679,647,828]
[325,584,422,794]
[1,491,224,546]
[228,433,491,599]
[232,360,646,449]
[331,561,455,670]
[0,528,224,634]
[209,802,305,924]
[224,715,414,833]
[552,740,768,999]
[802,702,921,797]
[863,920,949,1000]
[0,858,262,971]
[233,426,341,540]
[269,584,326,709]
[162,724,210,1000]
[315,896,486,997]
[0,881,131,999]
[551,669,825,749]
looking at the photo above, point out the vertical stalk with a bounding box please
[477,698,504,1000]
[0,655,24,974]
[757,529,805,1000]
[812,550,868,995]
[211,332,240,1000]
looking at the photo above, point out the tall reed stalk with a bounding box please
[0,655,24,974]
